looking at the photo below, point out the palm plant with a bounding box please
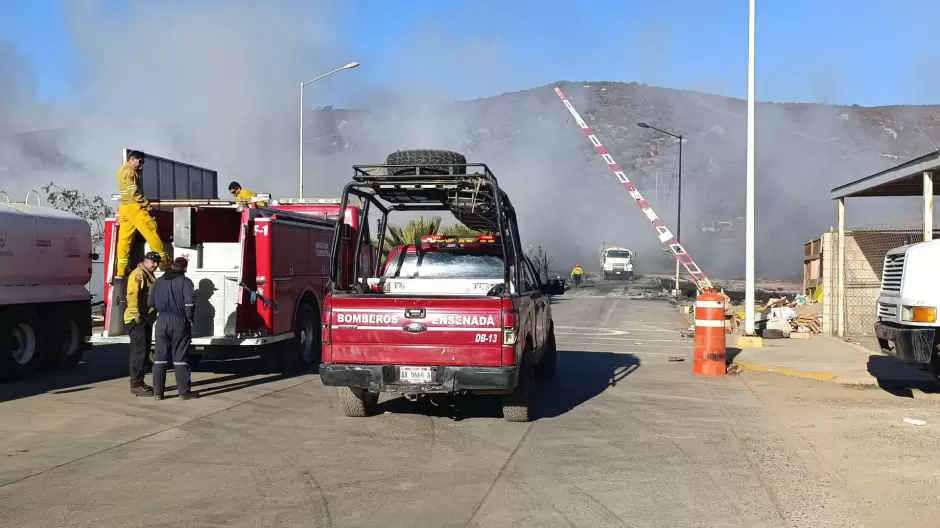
[373,216,487,262]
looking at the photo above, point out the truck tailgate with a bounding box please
[326,296,506,366]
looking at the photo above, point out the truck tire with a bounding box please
[46,313,84,369]
[338,387,379,417]
[761,328,785,339]
[535,328,557,381]
[0,309,44,381]
[503,347,536,422]
[385,149,467,176]
[281,302,321,373]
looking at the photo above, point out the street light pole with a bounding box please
[744,0,756,335]
[638,122,683,297]
[298,61,360,198]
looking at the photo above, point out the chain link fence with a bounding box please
[833,215,934,337]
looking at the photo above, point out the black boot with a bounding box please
[180,391,201,400]
[131,384,154,397]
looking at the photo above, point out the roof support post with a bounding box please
[837,197,846,338]
[923,171,934,242]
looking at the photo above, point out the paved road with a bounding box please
[1,279,937,527]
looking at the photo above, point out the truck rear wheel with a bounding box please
[338,387,379,417]
[385,149,467,176]
[0,309,44,381]
[46,307,85,369]
[503,347,536,422]
[280,302,321,373]
[535,329,557,381]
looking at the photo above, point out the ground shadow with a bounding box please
[866,355,940,396]
[725,347,743,364]
[0,344,129,403]
[0,346,301,404]
[377,350,641,421]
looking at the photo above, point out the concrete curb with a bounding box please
[733,361,838,382]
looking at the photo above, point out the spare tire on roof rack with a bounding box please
[373,149,509,233]
[385,149,468,176]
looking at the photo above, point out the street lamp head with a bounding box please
[637,122,650,129]
[342,62,360,70]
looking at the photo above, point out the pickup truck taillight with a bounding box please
[322,296,333,348]
[502,309,518,346]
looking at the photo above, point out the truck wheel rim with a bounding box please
[12,323,37,365]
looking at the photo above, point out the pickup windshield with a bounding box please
[606,250,633,259]
[384,250,505,279]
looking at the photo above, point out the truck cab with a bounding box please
[874,239,940,377]
[318,150,564,422]
[601,246,635,281]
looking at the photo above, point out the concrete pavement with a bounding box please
[1,278,938,527]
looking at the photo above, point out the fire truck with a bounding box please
[1,190,94,381]
[90,151,372,371]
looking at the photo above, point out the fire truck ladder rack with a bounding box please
[553,86,714,292]
[350,163,509,233]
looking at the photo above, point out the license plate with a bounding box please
[399,366,434,383]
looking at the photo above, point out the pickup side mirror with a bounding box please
[542,278,566,296]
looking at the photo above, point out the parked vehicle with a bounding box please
[318,149,564,422]
[1,190,94,381]
[874,239,940,378]
[90,152,372,372]
[600,245,635,280]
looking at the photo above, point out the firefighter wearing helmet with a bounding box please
[570,264,585,288]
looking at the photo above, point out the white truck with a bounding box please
[1,190,94,381]
[600,246,635,281]
[874,239,940,378]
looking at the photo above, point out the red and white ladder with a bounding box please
[553,86,714,292]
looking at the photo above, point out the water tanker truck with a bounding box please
[0,191,95,381]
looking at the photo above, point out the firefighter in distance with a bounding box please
[570,264,585,288]
[114,150,167,277]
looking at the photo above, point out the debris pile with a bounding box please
[738,295,822,338]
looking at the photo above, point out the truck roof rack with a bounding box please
[348,163,511,233]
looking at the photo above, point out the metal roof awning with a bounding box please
[829,150,940,199]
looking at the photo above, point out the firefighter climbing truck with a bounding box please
[1,190,94,381]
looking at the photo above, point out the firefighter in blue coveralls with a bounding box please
[147,256,201,400]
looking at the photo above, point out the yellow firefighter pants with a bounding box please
[115,204,167,276]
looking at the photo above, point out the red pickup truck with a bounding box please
[319,150,565,422]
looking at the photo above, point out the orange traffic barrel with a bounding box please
[694,291,727,376]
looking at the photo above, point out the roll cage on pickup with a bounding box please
[332,161,530,289]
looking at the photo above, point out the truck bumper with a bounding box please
[874,322,935,364]
[87,332,292,347]
[319,364,519,394]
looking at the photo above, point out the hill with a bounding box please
[4,81,939,280]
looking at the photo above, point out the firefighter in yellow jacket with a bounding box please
[228,181,265,211]
[115,151,167,277]
[126,252,159,397]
